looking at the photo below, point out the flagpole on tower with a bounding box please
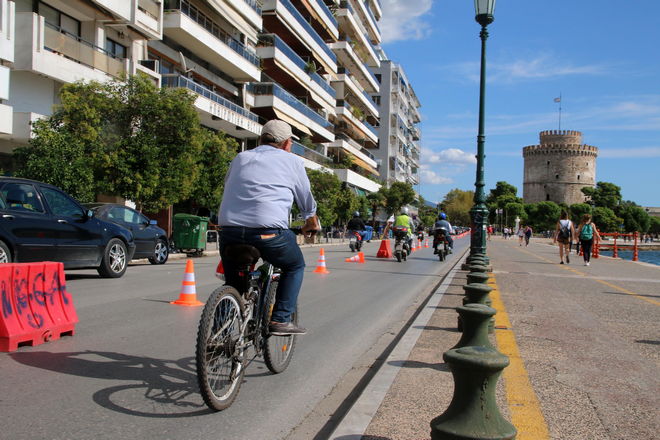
[555,94,562,131]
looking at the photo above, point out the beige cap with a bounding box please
[261,119,300,142]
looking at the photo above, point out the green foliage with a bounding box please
[505,202,527,226]
[620,205,650,233]
[189,130,238,215]
[591,207,621,232]
[528,201,561,231]
[581,182,622,211]
[570,203,592,225]
[648,216,660,235]
[385,182,416,215]
[442,188,474,227]
[485,181,522,224]
[356,196,370,219]
[335,188,359,223]
[421,213,437,227]
[366,187,387,226]
[306,168,342,227]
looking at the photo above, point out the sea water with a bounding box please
[599,250,660,266]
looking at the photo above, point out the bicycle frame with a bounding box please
[235,262,278,355]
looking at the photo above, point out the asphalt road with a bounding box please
[0,236,469,440]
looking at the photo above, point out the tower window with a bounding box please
[546,194,550,200]
[547,161,550,165]
[556,174,559,179]
[577,175,580,180]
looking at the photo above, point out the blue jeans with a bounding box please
[220,227,305,323]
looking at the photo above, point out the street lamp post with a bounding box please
[468,0,496,264]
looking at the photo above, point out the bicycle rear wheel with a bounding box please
[196,286,245,411]
[263,280,297,374]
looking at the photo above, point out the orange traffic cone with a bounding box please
[411,239,417,252]
[171,260,204,306]
[417,239,422,250]
[424,238,429,248]
[313,248,330,273]
[345,252,365,263]
[376,239,393,258]
[215,259,225,281]
[358,251,365,263]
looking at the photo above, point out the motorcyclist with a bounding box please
[433,212,454,254]
[346,211,368,243]
[395,207,414,249]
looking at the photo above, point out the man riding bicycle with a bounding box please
[218,119,319,336]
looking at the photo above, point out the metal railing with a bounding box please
[162,74,261,123]
[138,59,159,72]
[363,0,380,35]
[291,141,332,166]
[248,82,334,130]
[315,0,337,28]
[363,120,377,137]
[164,0,260,67]
[259,34,334,96]
[241,0,262,15]
[43,21,124,77]
[276,0,337,64]
[138,0,160,19]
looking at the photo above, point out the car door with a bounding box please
[0,182,58,262]
[41,187,101,265]
[109,207,153,258]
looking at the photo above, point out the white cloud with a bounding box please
[599,147,660,158]
[379,0,433,43]
[425,148,477,165]
[419,170,454,185]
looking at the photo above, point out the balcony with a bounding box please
[262,0,337,75]
[163,74,262,138]
[353,0,380,44]
[135,59,161,86]
[336,100,378,145]
[309,0,338,40]
[164,0,261,82]
[257,34,335,110]
[1,0,14,63]
[367,0,382,20]
[328,41,379,93]
[248,82,335,142]
[331,70,378,118]
[335,6,379,68]
[0,65,11,135]
[135,0,163,39]
[291,140,332,167]
[14,14,128,85]
[224,0,262,30]
[333,168,381,192]
[326,133,378,176]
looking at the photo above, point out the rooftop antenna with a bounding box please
[178,52,195,75]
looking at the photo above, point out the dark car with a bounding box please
[0,177,135,278]
[86,203,168,265]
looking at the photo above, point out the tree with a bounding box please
[648,216,660,236]
[528,201,561,231]
[592,207,620,233]
[356,195,370,220]
[442,188,474,227]
[335,188,359,223]
[384,182,416,215]
[582,182,622,211]
[306,168,342,227]
[504,202,527,227]
[620,206,650,233]
[189,130,238,215]
[570,203,592,226]
[366,187,387,227]
[486,181,522,224]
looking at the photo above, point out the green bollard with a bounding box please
[466,271,490,285]
[430,347,517,440]
[453,304,496,350]
[463,283,492,305]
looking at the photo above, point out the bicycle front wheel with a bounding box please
[263,280,297,374]
[196,286,245,411]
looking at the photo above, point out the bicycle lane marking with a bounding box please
[488,273,550,440]
[506,242,660,307]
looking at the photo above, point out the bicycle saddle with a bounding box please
[224,244,261,266]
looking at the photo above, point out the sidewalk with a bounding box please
[331,239,660,440]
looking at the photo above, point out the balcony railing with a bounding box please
[259,34,334,96]
[138,59,159,72]
[138,0,160,19]
[363,120,377,137]
[43,22,125,77]
[363,0,380,35]
[248,82,333,130]
[277,0,337,64]
[165,0,260,67]
[163,74,261,123]
[334,133,376,161]
[315,0,337,28]
[291,141,332,166]
[339,0,354,14]
[241,0,262,15]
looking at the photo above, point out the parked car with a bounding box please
[85,203,169,265]
[0,177,135,278]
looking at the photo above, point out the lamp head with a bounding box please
[474,0,495,26]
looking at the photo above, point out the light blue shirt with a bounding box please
[218,145,317,229]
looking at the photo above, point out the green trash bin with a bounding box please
[172,214,209,257]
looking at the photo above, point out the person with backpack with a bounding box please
[553,211,575,264]
[576,214,601,266]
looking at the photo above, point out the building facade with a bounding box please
[523,130,598,205]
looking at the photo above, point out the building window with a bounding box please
[546,194,550,201]
[374,74,381,84]
[39,1,80,36]
[556,174,559,179]
[577,175,580,180]
[372,95,381,107]
[547,161,550,165]
[105,39,127,59]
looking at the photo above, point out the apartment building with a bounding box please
[369,57,421,189]
[0,0,15,160]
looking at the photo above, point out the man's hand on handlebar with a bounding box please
[302,215,320,238]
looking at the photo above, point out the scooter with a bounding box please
[433,227,451,261]
[392,226,412,262]
[348,230,363,253]
[417,229,424,243]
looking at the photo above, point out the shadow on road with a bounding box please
[10,350,211,418]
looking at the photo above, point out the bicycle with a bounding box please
[195,228,304,411]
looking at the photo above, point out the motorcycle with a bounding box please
[348,230,363,253]
[417,229,424,243]
[392,225,411,262]
[433,227,451,261]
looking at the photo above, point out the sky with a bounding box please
[378,0,660,207]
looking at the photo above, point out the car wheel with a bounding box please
[0,241,12,263]
[98,238,128,278]
[149,239,169,265]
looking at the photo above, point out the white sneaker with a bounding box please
[585,262,589,266]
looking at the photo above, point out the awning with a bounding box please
[350,154,380,176]
[274,110,313,136]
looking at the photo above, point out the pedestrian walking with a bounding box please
[524,225,533,246]
[553,211,575,264]
[487,225,492,241]
[576,214,601,266]
[517,226,524,246]
[503,227,508,240]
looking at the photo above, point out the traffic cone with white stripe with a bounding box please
[417,239,422,250]
[171,260,204,306]
[215,259,225,281]
[424,238,429,248]
[313,248,330,273]
[411,239,417,252]
[345,252,365,263]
